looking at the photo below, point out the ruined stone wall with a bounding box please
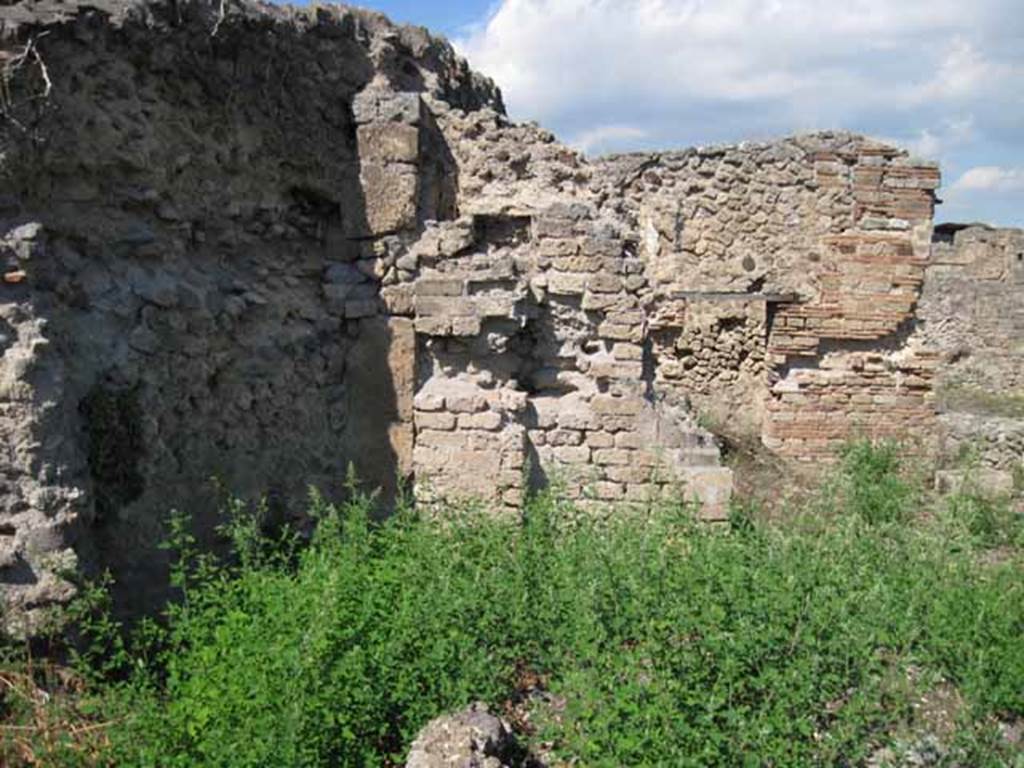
[1,0,1018,632]
[591,139,941,460]
[920,225,1024,475]
[763,147,941,461]
[0,0,500,630]
[397,128,946,514]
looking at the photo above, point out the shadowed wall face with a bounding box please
[0,0,494,633]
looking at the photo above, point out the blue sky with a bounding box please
[295,1,1024,227]
[330,1,494,36]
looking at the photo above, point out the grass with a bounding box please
[1,442,1023,766]
[936,383,1024,419]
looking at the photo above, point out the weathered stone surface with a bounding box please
[357,123,421,164]
[361,163,420,234]
[0,0,501,631]
[405,703,535,768]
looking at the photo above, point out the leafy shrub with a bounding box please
[835,439,919,525]
[5,469,1022,767]
[63,484,1017,767]
[944,486,1024,549]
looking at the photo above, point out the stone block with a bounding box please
[531,397,562,429]
[605,309,645,325]
[587,274,622,293]
[450,316,482,336]
[593,448,631,466]
[599,322,642,343]
[494,389,529,413]
[557,405,596,430]
[414,317,451,335]
[354,89,422,125]
[357,122,420,164]
[501,451,526,470]
[381,284,415,315]
[361,163,418,234]
[585,431,614,448]
[416,278,464,297]
[552,255,603,273]
[474,296,520,318]
[552,446,591,464]
[418,430,471,450]
[625,483,661,502]
[581,236,623,257]
[599,415,636,433]
[533,217,576,239]
[447,393,488,414]
[459,411,503,431]
[415,296,475,317]
[547,272,587,295]
[396,252,419,272]
[605,464,655,484]
[495,469,521,487]
[547,429,584,447]
[438,226,476,256]
[861,217,910,231]
[612,343,643,361]
[449,452,502,487]
[413,392,445,412]
[632,450,660,467]
[415,411,456,431]
[681,468,734,521]
[538,238,580,257]
[591,395,644,416]
[411,442,448,466]
[378,92,423,124]
[581,292,621,311]
[614,431,644,449]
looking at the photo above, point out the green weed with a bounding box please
[834,439,919,525]
[1,454,1021,767]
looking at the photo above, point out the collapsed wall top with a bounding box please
[0,0,504,113]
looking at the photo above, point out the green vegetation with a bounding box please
[936,383,1024,419]
[832,439,920,525]
[2,442,1023,766]
[942,479,1024,550]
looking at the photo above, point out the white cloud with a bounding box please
[909,130,943,158]
[455,0,1024,225]
[952,166,1024,192]
[570,124,649,154]
[457,0,1008,122]
[901,116,975,159]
